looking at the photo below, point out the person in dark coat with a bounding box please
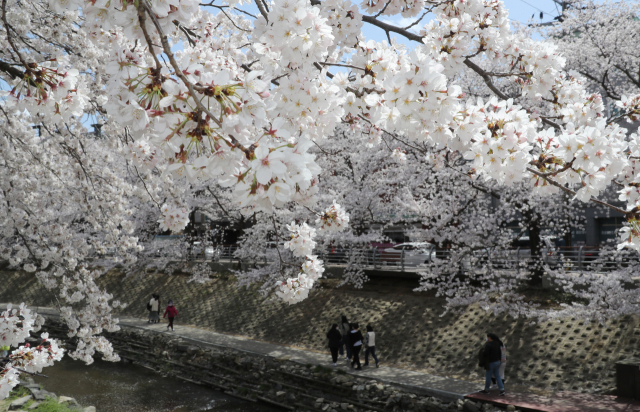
[479,333,504,395]
[348,322,364,370]
[326,324,342,366]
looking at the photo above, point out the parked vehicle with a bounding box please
[381,242,436,266]
[191,241,215,259]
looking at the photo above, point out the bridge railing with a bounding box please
[90,243,640,273]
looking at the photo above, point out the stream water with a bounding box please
[33,357,279,412]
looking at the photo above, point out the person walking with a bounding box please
[348,323,364,370]
[326,324,342,366]
[492,338,507,388]
[148,294,160,324]
[163,300,178,331]
[363,324,379,368]
[339,315,351,360]
[479,333,505,396]
[155,294,162,323]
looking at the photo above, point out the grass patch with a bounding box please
[7,386,30,401]
[313,365,333,375]
[29,397,79,412]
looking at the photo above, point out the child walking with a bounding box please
[163,300,178,331]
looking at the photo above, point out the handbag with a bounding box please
[146,302,152,311]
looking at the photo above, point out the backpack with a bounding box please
[478,347,486,369]
[364,332,370,348]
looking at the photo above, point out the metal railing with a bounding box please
[91,243,640,273]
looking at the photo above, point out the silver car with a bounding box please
[381,242,436,266]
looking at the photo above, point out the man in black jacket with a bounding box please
[479,333,505,395]
[326,324,342,366]
[348,323,364,370]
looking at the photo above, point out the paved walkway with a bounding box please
[1,303,478,402]
[467,391,640,412]
[5,303,640,411]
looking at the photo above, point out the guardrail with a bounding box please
[93,244,640,273]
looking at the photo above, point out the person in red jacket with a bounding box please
[163,300,178,331]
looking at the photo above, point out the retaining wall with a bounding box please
[1,269,639,396]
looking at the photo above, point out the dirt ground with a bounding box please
[2,269,638,396]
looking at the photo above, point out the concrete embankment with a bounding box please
[1,269,639,395]
[38,318,513,412]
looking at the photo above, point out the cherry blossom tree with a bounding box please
[2,0,640,398]
[536,0,640,103]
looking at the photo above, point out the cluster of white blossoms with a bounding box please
[0,64,87,124]
[316,201,350,232]
[277,201,349,304]
[276,255,325,304]
[503,38,565,98]
[391,148,407,164]
[271,73,346,140]
[254,0,335,70]
[616,95,640,123]
[546,73,605,128]
[158,204,190,233]
[616,130,640,251]
[421,0,510,75]
[0,305,63,399]
[9,333,65,374]
[222,137,323,213]
[361,0,428,17]
[127,139,159,170]
[284,222,317,257]
[0,304,37,348]
[540,122,628,202]
[461,98,537,184]
[348,41,461,146]
[319,0,363,54]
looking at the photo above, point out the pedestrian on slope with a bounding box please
[363,324,379,368]
[155,294,162,323]
[326,324,343,366]
[492,338,507,388]
[163,300,178,331]
[339,315,351,360]
[348,322,364,370]
[148,294,159,324]
[479,333,505,396]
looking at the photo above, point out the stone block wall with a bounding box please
[1,269,639,395]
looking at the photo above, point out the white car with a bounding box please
[381,242,436,266]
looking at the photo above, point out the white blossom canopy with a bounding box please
[1,0,640,398]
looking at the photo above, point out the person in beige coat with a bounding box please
[363,324,379,368]
[148,294,160,323]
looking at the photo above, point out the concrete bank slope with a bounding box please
[0,303,478,402]
[2,270,640,396]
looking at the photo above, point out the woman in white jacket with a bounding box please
[492,342,507,388]
[363,324,379,368]
[148,294,160,323]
